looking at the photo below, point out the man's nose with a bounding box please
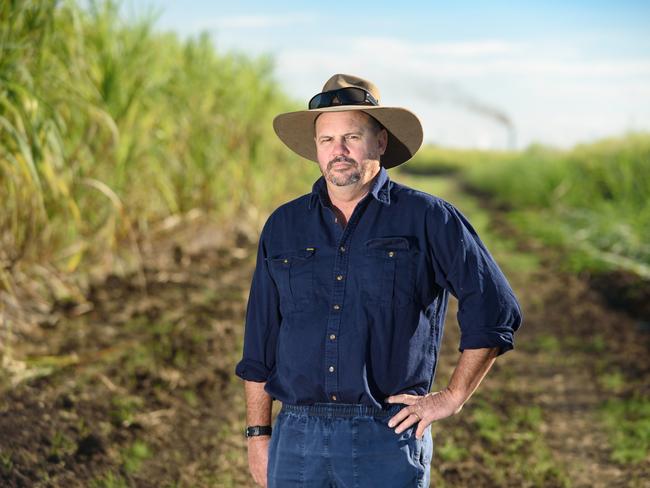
[333,137,349,155]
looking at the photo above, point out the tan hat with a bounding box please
[273,73,423,169]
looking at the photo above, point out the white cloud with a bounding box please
[349,37,650,78]
[278,38,650,82]
[352,37,526,57]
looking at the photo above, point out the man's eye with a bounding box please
[347,135,359,140]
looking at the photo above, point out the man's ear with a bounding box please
[379,128,388,155]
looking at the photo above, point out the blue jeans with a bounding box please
[267,402,433,487]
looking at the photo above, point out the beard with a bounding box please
[325,156,362,187]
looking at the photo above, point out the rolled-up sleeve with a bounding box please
[234,215,281,382]
[425,200,523,356]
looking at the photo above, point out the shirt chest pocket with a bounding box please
[266,247,316,314]
[360,237,418,308]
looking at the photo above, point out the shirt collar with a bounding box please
[308,165,392,210]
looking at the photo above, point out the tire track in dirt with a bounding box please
[436,177,649,487]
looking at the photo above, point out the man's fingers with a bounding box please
[387,395,422,426]
[392,412,421,434]
[387,406,411,427]
[390,407,428,438]
[386,393,417,405]
[415,418,430,439]
[386,393,439,439]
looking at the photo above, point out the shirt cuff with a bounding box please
[234,359,271,382]
[458,328,515,356]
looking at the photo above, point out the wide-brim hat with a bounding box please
[273,73,423,169]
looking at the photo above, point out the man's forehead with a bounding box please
[314,111,372,131]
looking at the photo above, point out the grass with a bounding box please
[436,437,469,463]
[121,440,152,474]
[485,403,569,486]
[465,399,571,487]
[110,394,144,427]
[598,394,650,465]
[89,440,152,486]
[472,405,503,444]
[524,334,562,353]
[394,171,540,277]
[597,371,626,394]
[403,134,650,278]
[407,144,519,175]
[0,451,13,475]
[46,431,76,462]
[0,0,318,330]
[90,471,130,488]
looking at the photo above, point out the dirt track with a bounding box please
[0,175,648,487]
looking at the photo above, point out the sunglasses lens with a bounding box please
[337,87,367,104]
[308,87,376,109]
[308,94,324,109]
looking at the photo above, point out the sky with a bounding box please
[134,0,650,150]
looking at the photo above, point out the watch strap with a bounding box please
[246,425,272,437]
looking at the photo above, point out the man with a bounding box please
[234,73,522,487]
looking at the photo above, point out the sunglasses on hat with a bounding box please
[308,87,379,110]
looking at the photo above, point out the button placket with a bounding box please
[323,197,370,403]
[325,237,347,400]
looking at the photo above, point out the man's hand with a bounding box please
[385,347,500,439]
[385,388,464,440]
[247,436,271,487]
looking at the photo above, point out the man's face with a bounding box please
[314,111,387,188]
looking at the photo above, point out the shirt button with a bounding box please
[329,334,336,340]
[333,304,340,310]
[328,366,335,372]
[336,275,343,281]
[339,246,346,252]
[331,395,337,401]
[388,251,394,257]
[283,258,289,263]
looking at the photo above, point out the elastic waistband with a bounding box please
[280,402,402,418]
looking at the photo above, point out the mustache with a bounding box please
[328,156,357,169]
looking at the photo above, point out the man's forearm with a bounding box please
[446,347,500,405]
[245,380,273,425]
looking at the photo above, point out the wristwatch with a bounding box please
[245,425,272,438]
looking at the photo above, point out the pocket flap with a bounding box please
[364,237,410,250]
[266,247,316,262]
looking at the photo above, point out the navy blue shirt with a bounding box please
[234,166,522,408]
